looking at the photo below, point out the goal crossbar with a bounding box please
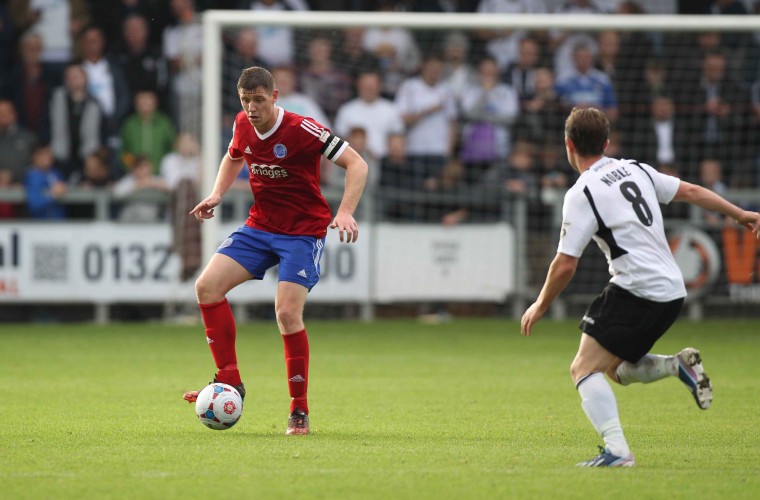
[204,11,760,32]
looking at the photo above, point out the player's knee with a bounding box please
[195,275,222,304]
[570,358,587,383]
[569,362,579,381]
[275,304,302,332]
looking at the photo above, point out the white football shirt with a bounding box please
[558,157,686,302]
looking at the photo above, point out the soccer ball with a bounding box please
[195,383,243,430]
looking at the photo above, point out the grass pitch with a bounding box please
[1,318,759,499]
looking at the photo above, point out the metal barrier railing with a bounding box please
[0,186,529,322]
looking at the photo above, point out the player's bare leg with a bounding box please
[572,334,635,467]
[613,348,712,409]
[183,254,252,403]
[276,281,311,435]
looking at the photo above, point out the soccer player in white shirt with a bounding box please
[521,107,760,467]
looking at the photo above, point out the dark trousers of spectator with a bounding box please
[407,155,446,222]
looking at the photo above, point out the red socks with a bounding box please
[199,299,241,387]
[282,329,309,414]
[198,301,308,413]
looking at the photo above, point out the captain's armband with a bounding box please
[319,132,348,161]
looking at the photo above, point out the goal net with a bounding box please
[201,10,760,319]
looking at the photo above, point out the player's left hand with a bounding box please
[330,211,359,243]
[737,210,760,239]
[520,302,546,336]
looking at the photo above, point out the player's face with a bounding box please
[0,101,16,128]
[239,87,279,131]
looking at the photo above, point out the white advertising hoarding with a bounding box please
[373,223,515,302]
[0,223,182,303]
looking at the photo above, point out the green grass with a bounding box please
[1,319,759,499]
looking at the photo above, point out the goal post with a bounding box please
[201,10,760,319]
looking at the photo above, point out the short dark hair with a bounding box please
[132,154,151,167]
[564,107,609,157]
[237,66,274,93]
[32,143,51,155]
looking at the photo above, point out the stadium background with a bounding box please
[1,0,760,323]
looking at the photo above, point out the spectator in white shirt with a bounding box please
[334,71,404,161]
[395,55,457,201]
[78,26,130,140]
[27,0,89,68]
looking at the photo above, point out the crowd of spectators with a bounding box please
[1,0,759,230]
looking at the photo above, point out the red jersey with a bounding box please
[228,107,348,237]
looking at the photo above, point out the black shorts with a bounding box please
[578,284,684,363]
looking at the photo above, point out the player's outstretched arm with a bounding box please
[330,146,368,243]
[189,155,246,223]
[673,181,760,238]
[521,252,579,336]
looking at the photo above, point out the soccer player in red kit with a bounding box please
[183,66,368,435]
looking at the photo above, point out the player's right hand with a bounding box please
[189,195,221,223]
[520,302,546,337]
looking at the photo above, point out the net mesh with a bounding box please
[214,17,760,318]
